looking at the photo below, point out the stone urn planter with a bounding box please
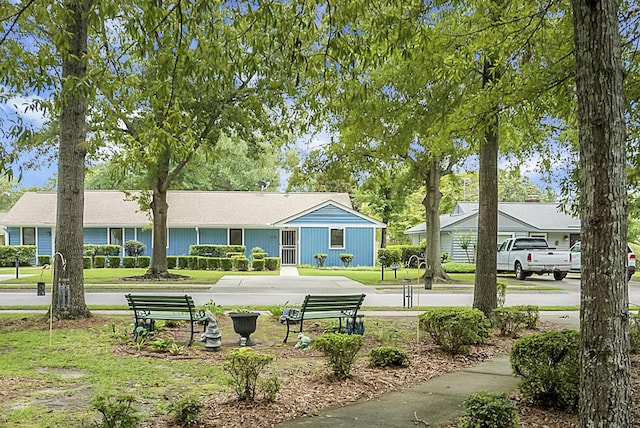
[229,312,259,346]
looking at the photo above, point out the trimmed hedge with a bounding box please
[206,257,217,270]
[84,244,121,257]
[377,247,401,267]
[510,330,579,411]
[94,255,106,268]
[198,257,209,270]
[187,256,198,270]
[252,259,265,271]
[123,256,136,268]
[37,255,51,266]
[220,258,234,271]
[109,256,121,268]
[83,256,92,269]
[387,245,424,267]
[419,308,491,354]
[167,256,177,269]
[189,245,245,257]
[177,256,189,269]
[234,257,249,271]
[252,252,268,260]
[138,256,151,268]
[264,257,280,271]
[0,246,37,267]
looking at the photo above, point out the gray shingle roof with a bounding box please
[2,191,354,227]
[405,201,581,233]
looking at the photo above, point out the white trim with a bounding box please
[195,227,200,245]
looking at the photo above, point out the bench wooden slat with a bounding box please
[125,294,206,346]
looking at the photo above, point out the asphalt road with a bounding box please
[3,273,640,308]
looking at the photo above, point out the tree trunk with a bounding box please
[147,149,170,277]
[421,158,449,281]
[473,56,499,317]
[51,0,92,320]
[573,0,632,425]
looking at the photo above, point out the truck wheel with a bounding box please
[553,271,567,281]
[515,262,526,280]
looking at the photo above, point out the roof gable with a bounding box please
[275,201,385,227]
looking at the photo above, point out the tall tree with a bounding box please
[52,0,93,319]
[573,0,632,425]
[91,1,311,278]
[0,0,103,319]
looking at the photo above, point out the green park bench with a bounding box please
[125,294,208,346]
[283,293,366,343]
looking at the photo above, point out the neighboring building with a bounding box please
[2,191,386,267]
[404,201,581,262]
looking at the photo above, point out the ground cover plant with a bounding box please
[1,312,639,427]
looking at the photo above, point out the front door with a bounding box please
[280,229,297,265]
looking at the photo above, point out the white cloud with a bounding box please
[1,95,49,127]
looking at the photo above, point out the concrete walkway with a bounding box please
[277,311,580,428]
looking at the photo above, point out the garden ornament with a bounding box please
[201,312,222,351]
[294,333,311,349]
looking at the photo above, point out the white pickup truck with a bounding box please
[497,237,571,281]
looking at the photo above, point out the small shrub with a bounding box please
[510,329,579,410]
[91,393,142,428]
[252,252,268,260]
[138,256,151,268]
[169,343,184,355]
[220,258,233,271]
[251,246,264,253]
[122,256,136,268]
[83,256,92,269]
[496,282,507,307]
[518,305,540,329]
[314,253,327,267]
[264,257,280,271]
[206,257,216,270]
[202,299,225,317]
[151,338,173,353]
[253,259,265,271]
[314,333,363,380]
[339,253,354,267]
[177,256,189,269]
[168,394,203,426]
[419,308,491,354]
[224,348,275,401]
[226,252,244,258]
[234,257,249,271]
[197,256,209,270]
[38,255,51,266]
[259,374,281,402]
[167,256,178,269]
[187,256,198,270]
[108,256,121,268]
[492,307,529,337]
[94,255,106,268]
[369,346,410,368]
[377,247,401,267]
[124,240,146,256]
[458,391,518,428]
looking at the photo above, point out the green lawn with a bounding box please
[0,267,278,285]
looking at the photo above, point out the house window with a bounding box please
[229,228,243,246]
[22,227,35,245]
[109,228,123,246]
[330,228,344,249]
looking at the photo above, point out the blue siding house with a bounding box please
[2,191,386,267]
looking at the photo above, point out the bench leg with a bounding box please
[283,320,291,343]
